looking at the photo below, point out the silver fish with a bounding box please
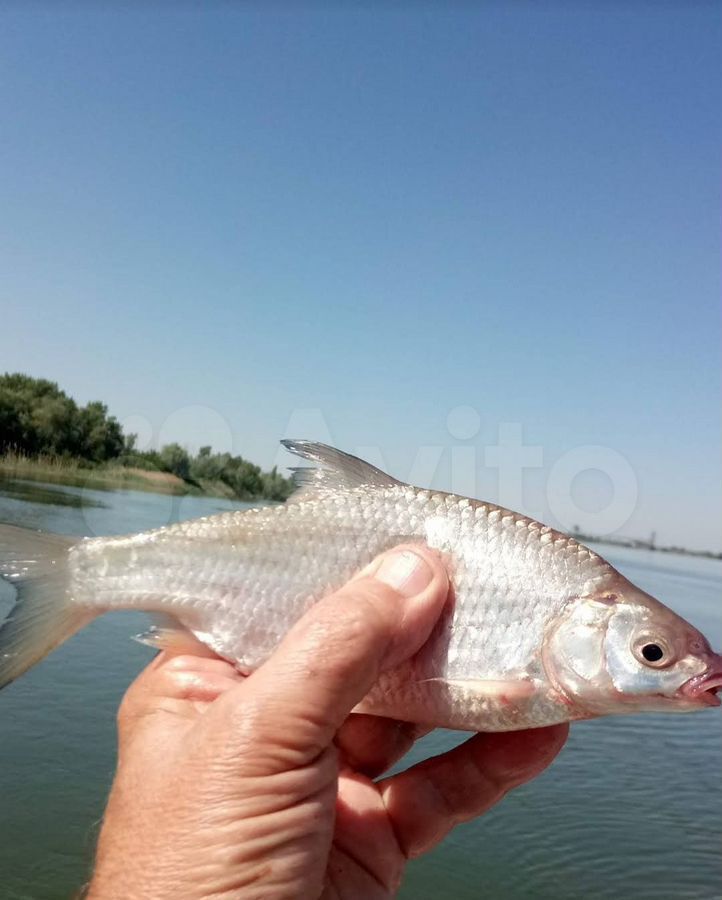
[0,440,720,730]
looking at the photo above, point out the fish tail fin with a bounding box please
[0,525,92,690]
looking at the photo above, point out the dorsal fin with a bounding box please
[281,440,402,502]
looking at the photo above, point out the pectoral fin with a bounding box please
[421,677,536,703]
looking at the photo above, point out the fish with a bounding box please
[0,439,720,731]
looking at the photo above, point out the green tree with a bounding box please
[262,466,294,502]
[0,372,295,501]
[75,402,125,462]
[159,443,191,480]
[0,373,125,463]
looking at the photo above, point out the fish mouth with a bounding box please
[679,656,722,707]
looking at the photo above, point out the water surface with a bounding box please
[0,481,719,899]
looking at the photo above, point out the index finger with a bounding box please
[380,724,569,858]
[335,714,431,778]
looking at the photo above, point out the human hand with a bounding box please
[87,546,568,900]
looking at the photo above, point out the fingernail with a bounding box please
[375,549,433,597]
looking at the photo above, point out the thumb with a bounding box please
[212,545,449,773]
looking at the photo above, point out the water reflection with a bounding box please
[0,477,107,509]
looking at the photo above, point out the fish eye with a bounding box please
[633,636,675,668]
[642,643,664,662]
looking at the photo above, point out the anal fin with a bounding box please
[133,620,214,657]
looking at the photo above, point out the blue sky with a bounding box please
[1,5,719,550]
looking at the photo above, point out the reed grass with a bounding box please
[0,451,189,496]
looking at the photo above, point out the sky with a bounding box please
[0,4,719,551]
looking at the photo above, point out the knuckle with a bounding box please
[164,668,202,699]
[221,696,265,754]
[334,579,398,634]
[422,766,461,823]
[468,754,507,798]
[303,585,396,672]
[162,654,197,672]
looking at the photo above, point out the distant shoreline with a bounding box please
[0,454,275,502]
[0,375,294,503]
[576,531,722,562]
[2,454,718,560]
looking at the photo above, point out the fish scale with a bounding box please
[1,439,720,731]
[71,481,609,706]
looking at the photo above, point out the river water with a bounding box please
[0,479,719,899]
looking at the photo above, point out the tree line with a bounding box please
[0,373,293,501]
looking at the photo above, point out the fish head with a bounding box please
[544,580,722,717]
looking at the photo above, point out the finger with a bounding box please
[380,724,569,858]
[332,771,406,896]
[336,715,431,778]
[155,666,244,705]
[210,544,449,773]
[120,652,244,721]
[162,653,241,679]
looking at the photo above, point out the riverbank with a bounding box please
[0,453,256,501]
[0,375,294,502]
